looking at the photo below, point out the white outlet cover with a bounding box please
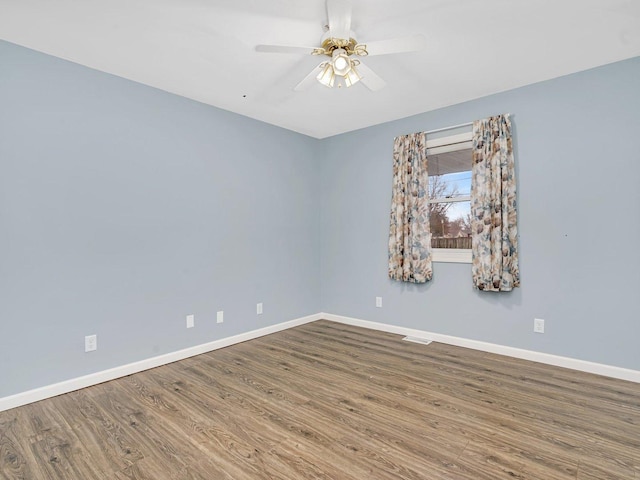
[257,303,263,315]
[186,314,195,328]
[534,318,545,333]
[85,334,97,352]
[217,311,224,323]
[376,296,382,308]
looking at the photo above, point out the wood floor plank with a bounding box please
[51,390,144,471]
[138,367,330,480]
[210,338,471,467]
[1,319,639,479]
[279,323,640,464]
[175,359,392,479]
[244,334,581,478]
[0,414,41,480]
[250,329,584,459]
[98,377,237,480]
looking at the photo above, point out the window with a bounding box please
[426,131,473,263]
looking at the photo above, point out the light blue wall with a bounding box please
[0,41,321,397]
[1,39,639,400]
[320,57,640,371]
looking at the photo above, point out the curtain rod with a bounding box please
[423,114,512,135]
[424,121,473,135]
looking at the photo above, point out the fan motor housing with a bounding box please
[318,32,358,56]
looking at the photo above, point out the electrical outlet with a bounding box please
[85,334,97,352]
[534,318,545,334]
[186,314,194,329]
[217,311,224,324]
[257,303,263,315]
[376,296,382,308]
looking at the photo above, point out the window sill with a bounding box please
[432,248,472,264]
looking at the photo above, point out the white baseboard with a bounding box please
[3,311,638,412]
[0,313,322,413]
[321,313,640,384]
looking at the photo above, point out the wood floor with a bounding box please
[1,320,639,479]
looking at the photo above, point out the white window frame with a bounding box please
[427,132,473,264]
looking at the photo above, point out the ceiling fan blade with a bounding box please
[294,63,324,91]
[362,34,426,56]
[327,0,352,40]
[255,44,316,55]
[355,62,386,91]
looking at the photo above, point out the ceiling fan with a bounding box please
[255,0,425,91]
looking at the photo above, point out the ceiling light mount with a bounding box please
[312,37,368,58]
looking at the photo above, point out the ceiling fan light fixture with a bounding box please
[344,65,361,87]
[317,62,335,88]
[256,0,425,92]
[331,48,351,76]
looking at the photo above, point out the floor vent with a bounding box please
[403,336,433,346]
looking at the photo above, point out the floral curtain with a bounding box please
[471,114,520,291]
[388,133,432,283]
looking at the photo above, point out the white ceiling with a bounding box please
[1,0,639,138]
